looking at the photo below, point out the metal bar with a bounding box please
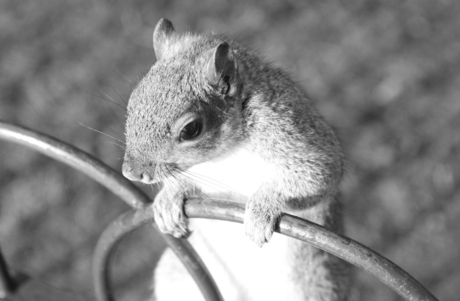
[184,199,439,301]
[96,198,439,301]
[0,120,440,301]
[0,247,15,298]
[93,209,223,301]
[0,121,223,301]
[0,121,148,209]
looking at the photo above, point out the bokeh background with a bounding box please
[1,1,459,300]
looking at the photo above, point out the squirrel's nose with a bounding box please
[122,161,155,183]
[122,162,141,181]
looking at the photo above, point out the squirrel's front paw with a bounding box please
[244,202,280,247]
[152,191,190,238]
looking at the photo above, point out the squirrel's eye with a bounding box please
[180,120,203,141]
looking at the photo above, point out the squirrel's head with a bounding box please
[122,19,244,184]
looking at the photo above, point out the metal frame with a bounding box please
[0,121,439,301]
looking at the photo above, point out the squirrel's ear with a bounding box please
[153,18,175,60]
[206,42,239,96]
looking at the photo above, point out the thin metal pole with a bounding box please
[0,121,223,301]
[0,121,148,209]
[185,199,439,301]
[95,199,439,301]
[93,209,223,301]
[0,121,440,301]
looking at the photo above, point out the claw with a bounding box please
[244,205,278,247]
[152,191,190,238]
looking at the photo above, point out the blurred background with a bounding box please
[1,0,459,300]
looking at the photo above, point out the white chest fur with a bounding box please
[186,146,278,202]
[178,147,304,300]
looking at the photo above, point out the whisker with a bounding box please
[97,88,126,111]
[95,87,127,134]
[149,183,159,200]
[173,171,216,204]
[165,165,188,193]
[90,90,127,112]
[103,141,126,150]
[79,122,126,145]
[165,166,205,200]
[109,83,128,106]
[112,66,135,85]
[162,167,175,192]
[175,167,241,202]
[153,167,162,192]
[106,125,125,140]
[102,151,126,159]
[181,169,245,199]
[107,106,125,134]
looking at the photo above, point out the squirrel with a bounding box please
[122,18,351,301]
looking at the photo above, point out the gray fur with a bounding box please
[123,19,351,301]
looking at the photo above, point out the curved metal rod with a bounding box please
[0,121,223,301]
[96,199,439,301]
[94,207,222,301]
[186,200,439,301]
[0,120,439,301]
[0,121,147,209]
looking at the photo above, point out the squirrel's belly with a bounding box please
[154,221,305,301]
[188,219,303,301]
[186,146,277,202]
[184,148,304,300]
